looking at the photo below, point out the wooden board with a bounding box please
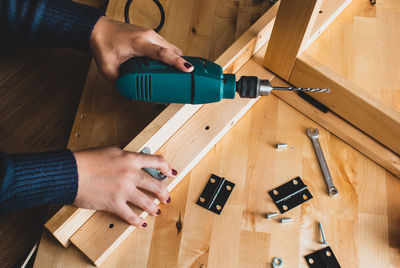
[44,1,279,248]
[34,0,400,264]
[272,78,400,178]
[289,53,400,155]
[306,0,400,114]
[34,60,400,267]
[263,0,400,155]
[263,0,322,79]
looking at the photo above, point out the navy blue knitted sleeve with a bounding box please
[0,0,104,50]
[0,150,78,214]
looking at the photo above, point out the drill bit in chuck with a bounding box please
[236,76,330,98]
[272,87,330,93]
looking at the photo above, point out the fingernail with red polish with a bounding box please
[172,169,178,176]
[184,62,193,69]
[142,222,147,228]
[156,209,161,215]
[167,197,171,203]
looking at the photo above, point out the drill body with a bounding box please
[117,57,236,104]
[116,57,328,104]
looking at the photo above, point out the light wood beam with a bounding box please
[263,0,322,79]
[289,54,400,155]
[44,1,280,248]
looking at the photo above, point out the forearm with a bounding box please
[0,150,78,214]
[0,0,103,50]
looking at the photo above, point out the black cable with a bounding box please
[124,0,165,33]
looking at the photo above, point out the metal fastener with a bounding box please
[319,222,328,245]
[272,257,283,267]
[266,212,279,219]
[276,143,287,149]
[280,217,293,223]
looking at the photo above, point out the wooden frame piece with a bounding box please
[263,0,400,155]
[41,0,400,266]
[289,54,400,154]
[44,0,280,252]
[263,0,322,79]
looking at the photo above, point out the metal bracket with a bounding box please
[268,177,313,214]
[196,174,235,215]
[304,246,341,268]
[140,147,167,180]
[298,91,330,113]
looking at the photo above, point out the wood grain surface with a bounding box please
[263,0,322,79]
[32,0,400,267]
[34,74,400,267]
[44,1,280,249]
[306,0,400,113]
[33,0,273,266]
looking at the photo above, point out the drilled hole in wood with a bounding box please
[282,205,288,211]
[216,205,222,210]
[226,185,232,191]
[199,197,205,203]
[326,251,332,257]
[273,190,279,195]
[319,10,323,13]
[75,133,80,138]
[80,115,86,119]
[308,258,314,264]
[292,179,298,185]
[205,126,210,130]
[109,223,114,228]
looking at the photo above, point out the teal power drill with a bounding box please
[116,57,329,104]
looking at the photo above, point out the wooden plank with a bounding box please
[44,0,280,247]
[44,206,95,247]
[305,0,352,49]
[70,94,262,266]
[305,0,400,114]
[262,0,322,80]
[271,77,400,178]
[68,47,277,264]
[34,48,400,268]
[289,53,400,155]
[34,0,400,266]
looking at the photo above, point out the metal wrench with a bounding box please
[307,128,338,197]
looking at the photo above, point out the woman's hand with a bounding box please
[73,146,177,227]
[90,16,194,83]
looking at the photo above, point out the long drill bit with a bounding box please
[272,87,330,93]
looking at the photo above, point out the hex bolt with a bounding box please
[276,143,287,149]
[280,217,293,223]
[319,222,328,245]
[266,212,279,219]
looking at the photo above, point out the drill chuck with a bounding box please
[236,76,273,98]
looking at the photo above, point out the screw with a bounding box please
[276,143,287,149]
[266,212,279,219]
[319,222,328,245]
[280,217,292,223]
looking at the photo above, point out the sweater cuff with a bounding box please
[38,0,104,50]
[2,150,78,212]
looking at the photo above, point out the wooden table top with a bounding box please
[34,0,400,267]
